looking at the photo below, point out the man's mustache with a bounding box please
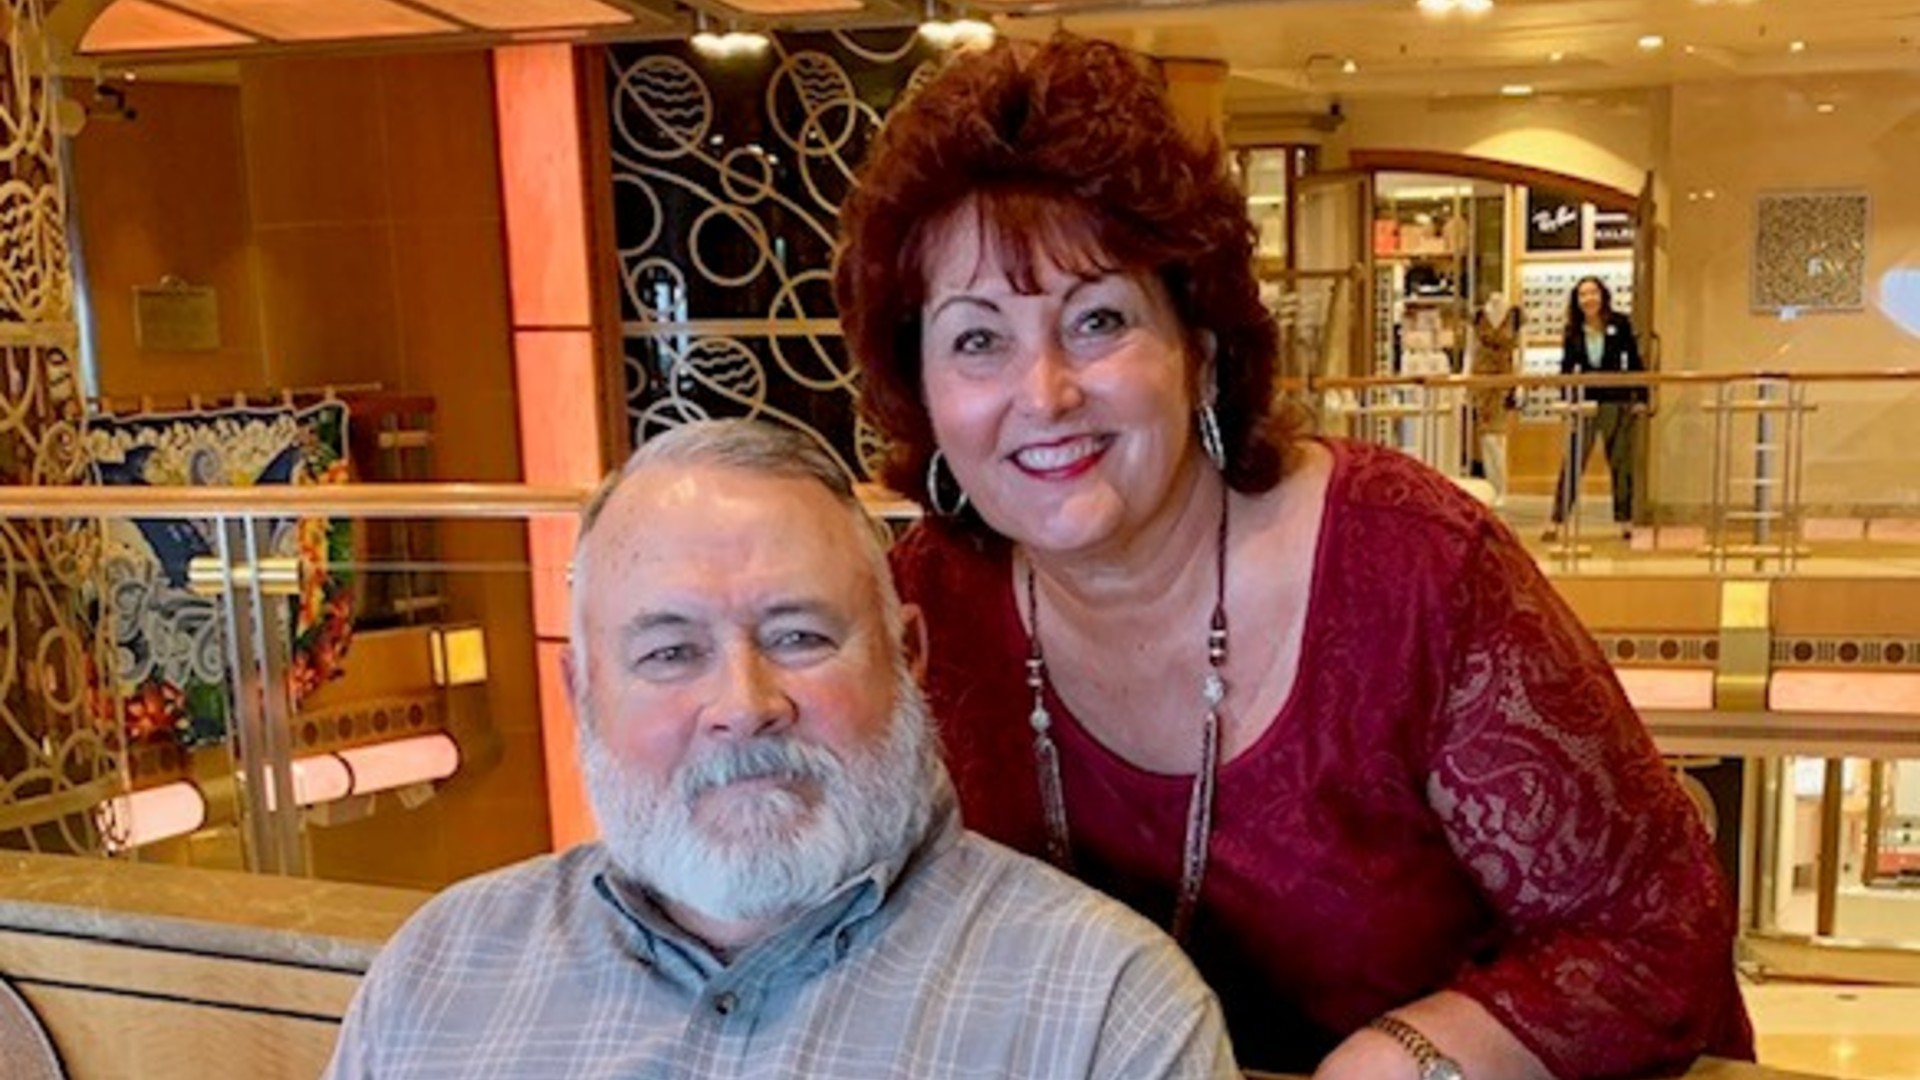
[677,738,839,803]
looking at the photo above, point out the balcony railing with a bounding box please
[0,364,1917,980]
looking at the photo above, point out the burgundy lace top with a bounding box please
[890,439,1753,1077]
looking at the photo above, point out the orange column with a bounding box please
[493,43,601,851]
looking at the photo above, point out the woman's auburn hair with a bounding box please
[832,35,1296,522]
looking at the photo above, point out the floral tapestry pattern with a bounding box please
[84,403,354,749]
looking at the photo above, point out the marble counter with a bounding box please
[0,851,430,971]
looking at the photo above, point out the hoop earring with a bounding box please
[926,449,970,517]
[1197,403,1226,473]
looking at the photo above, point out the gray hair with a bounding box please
[570,420,902,699]
[578,419,859,541]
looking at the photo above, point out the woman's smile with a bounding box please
[1010,434,1114,479]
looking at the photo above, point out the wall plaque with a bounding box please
[133,279,221,352]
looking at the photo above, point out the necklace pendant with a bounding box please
[1202,672,1226,708]
[1029,704,1052,733]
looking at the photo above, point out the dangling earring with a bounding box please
[1197,403,1226,473]
[926,449,970,517]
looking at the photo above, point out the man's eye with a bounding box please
[768,629,832,652]
[635,644,700,670]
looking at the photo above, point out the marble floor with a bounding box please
[1747,984,1920,1079]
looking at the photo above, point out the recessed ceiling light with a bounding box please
[1638,34,1665,50]
[1501,84,1535,96]
[1683,44,1697,55]
[1816,102,1836,113]
[1549,50,1565,62]
[1789,40,1807,53]
[1415,0,1493,15]
[1342,57,1359,74]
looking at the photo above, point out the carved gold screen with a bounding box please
[0,0,122,853]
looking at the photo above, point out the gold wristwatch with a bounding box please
[1368,1015,1465,1080]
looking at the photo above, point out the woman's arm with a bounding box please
[1351,520,1746,1079]
[1616,315,1649,404]
[1314,990,1549,1080]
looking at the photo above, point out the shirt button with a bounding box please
[713,992,737,1016]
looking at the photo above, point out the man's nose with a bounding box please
[703,646,795,739]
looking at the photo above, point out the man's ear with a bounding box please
[900,603,930,682]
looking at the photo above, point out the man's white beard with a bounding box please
[580,669,941,925]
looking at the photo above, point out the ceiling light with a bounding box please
[1341,57,1359,74]
[690,11,769,58]
[1415,0,1492,15]
[691,28,770,57]
[1789,40,1807,53]
[1501,84,1534,96]
[919,2,995,48]
[1638,34,1665,50]
[1549,51,1565,62]
[1815,102,1836,114]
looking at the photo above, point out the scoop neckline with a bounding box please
[998,437,1347,786]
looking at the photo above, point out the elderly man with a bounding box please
[324,419,1235,1079]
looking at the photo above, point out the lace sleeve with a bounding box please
[1426,522,1751,1078]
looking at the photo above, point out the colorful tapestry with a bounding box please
[84,402,353,749]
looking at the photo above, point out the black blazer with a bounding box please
[1561,312,1645,404]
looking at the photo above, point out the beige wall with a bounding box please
[1304,76,1919,513]
[1323,90,1666,198]
[1659,71,1920,511]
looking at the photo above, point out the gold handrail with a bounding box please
[1287,369,1920,392]
[0,483,593,520]
[0,482,923,522]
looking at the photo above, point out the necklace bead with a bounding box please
[1023,486,1231,945]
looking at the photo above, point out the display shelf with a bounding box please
[1519,259,1633,339]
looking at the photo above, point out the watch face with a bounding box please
[1427,1061,1465,1080]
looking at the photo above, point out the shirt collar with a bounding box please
[590,785,960,974]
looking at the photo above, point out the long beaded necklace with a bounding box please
[1024,486,1230,945]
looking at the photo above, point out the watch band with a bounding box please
[1368,1014,1465,1080]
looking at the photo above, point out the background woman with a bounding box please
[1545,276,1647,541]
[835,36,1748,1079]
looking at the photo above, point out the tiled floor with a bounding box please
[1747,984,1920,1079]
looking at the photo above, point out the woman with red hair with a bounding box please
[835,35,1749,1079]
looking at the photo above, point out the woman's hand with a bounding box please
[1312,1026,1423,1080]
[1313,991,1552,1080]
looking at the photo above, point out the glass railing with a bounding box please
[1287,368,1920,578]
[0,486,584,896]
[1,378,1918,982]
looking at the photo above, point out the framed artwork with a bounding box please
[1751,190,1868,313]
